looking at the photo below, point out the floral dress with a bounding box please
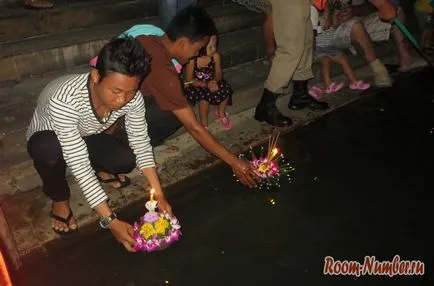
[184,56,233,106]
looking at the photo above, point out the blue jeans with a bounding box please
[159,0,198,29]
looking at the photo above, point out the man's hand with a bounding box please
[156,195,173,217]
[230,157,261,188]
[108,219,137,252]
[369,0,397,22]
[208,80,219,93]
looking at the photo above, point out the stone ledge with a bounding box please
[0,4,263,83]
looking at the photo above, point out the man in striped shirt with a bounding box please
[26,37,171,252]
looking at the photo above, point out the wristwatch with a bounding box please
[99,213,117,229]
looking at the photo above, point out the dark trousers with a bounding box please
[145,96,183,146]
[112,96,183,146]
[27,131,136,202]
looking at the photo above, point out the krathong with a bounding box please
[133,189,182,252]
[238,132,294,190]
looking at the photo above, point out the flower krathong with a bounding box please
[133,190,182,252]
[238,132,294,190]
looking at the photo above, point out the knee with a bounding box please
[350,21,366,35]
[27,131,63,164]
[111,151,136,174]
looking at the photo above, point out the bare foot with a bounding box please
[96,171,129,188]
[51,201,77,233]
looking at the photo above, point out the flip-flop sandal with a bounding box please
[214,111,232,129]
[97,174,131,189]
[324,81,344,94]
[50,208,78,236]
[156,163,164,173]
[154,145,179,154]
[24,0,54,9]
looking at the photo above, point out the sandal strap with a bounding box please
[50,208,74,224]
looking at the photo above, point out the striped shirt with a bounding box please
[26,73,155,208]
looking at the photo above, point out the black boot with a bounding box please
[288,80,329,111]
[254,89,293,127]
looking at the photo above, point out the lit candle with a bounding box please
[150,188,155,202]
[270,148,279,160]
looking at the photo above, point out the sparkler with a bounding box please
[238,132,295,190]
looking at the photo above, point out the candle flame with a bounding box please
[150,188,155,202]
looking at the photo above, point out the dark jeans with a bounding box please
[145,96,183,146]
[112,96,183,147]
[158,0,198,29]
[27,131,135,202]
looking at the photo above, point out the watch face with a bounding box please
[100,219,109,229]
[100,213,116,229]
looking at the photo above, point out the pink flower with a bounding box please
[143,211,159,223]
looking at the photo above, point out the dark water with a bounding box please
[16,69,434,286]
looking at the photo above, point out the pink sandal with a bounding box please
[214,111,232,129]
[349,80,370,90]
[324,81,344,94]
[308,85,324,99]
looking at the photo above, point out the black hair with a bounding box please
[95,37,151,80]
[199,34,219,56]
[165,6,218,43]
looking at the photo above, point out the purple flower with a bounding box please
[143,211,159,223]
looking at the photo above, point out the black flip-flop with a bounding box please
[97,174,131,189]
[50,208,78,236]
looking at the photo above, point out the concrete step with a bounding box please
[0,4,262,82]
[0,25,264,130]
[0,0,157,44]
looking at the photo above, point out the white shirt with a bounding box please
[27,73,155,208]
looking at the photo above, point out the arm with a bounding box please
[124,93,172,214]
[368,0,397,21]
[173,106,236,165]
[332,9,341,29]
[212,53,223,82]
[323,5,333,30]
[186,59,206,87]
[172,107,260,187]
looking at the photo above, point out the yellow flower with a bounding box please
[140,223,156,239]
[154,217,170,235]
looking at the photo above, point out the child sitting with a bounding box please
[310,1,370,98]
[184,35,233,129]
